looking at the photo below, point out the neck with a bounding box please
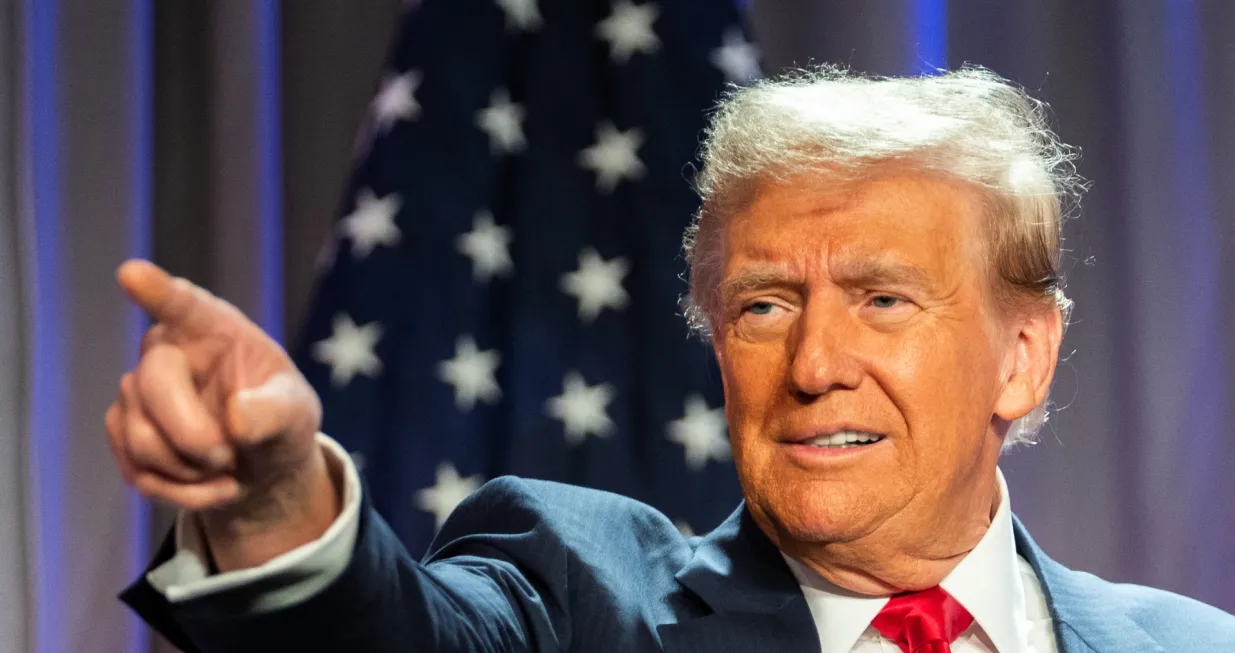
[779,476,1001,595]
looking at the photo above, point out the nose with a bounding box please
[787,302,864,399]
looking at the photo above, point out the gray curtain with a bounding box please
[3,0,155,651]
[1,2,1231,653]
[1,1,402,651]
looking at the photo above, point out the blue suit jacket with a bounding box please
[122,476,1235,652]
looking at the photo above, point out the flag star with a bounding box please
[372,70,422,132]
[312,314,384,387]
[596,1,660,63]
[495,0,542,31]
[675,520,696,537]
[578,122,645,193]
[457,211,514,282]
[561,248,629,321]
[415,463,484,530]
[710,28,762,84]
[667,395,730,470]
[370,70,424,133]
[341,189,402,258]
[437,336,502,412]
[350,451,366,474]
[547,371,616,444]
[476,89,527,155]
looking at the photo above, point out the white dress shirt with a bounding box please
[784,470,1058,653]
[147,438,1059,652]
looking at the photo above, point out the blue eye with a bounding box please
[749,302,775,315]
[871,295,900,308]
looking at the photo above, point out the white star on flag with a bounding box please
[710,28,761,84]
[495,0,542,31]
[415,463,484,530]
[312,314,384,388]
[578,122,645,193]
[341,189,402,258]
[372,70,422,132]
[547,371,616,444]
[476,89,527,155]
[561,248,629,321]
[675,520,696,537]
[437,335,502,412]
[596,0,661,63]
[457,211,514,281]
[667,394,730,470]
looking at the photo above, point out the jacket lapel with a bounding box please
[659,504,820,653]
[1012,515,1164,653]
[661,507,1163,653]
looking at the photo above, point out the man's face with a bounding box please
[714,173,1017,551]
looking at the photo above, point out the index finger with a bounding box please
[117,260,227,336]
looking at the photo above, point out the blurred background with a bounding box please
[2,0,1233,651]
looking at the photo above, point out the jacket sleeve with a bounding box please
[120,476,574,653]
[142,434,362,611]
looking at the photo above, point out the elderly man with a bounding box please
[113,68,1234,653]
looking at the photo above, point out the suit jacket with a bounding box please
[122,476,1235,653]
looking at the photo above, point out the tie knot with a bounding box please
[871,586,974,653]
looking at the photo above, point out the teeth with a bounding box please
[806,430,884,448]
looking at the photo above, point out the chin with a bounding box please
[750,475,900,546]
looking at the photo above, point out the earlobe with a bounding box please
[994,376,1035,422]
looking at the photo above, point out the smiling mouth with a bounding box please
[799,430,886,449]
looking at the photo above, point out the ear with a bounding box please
[994,305,1063,421]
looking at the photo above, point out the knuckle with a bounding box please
[140,325,166,354]
[168,421,221,457]
[124,417,200,479]
[124,412,158,447]
[138,342,180,376]
[135,346,189,402]
[124,421,162,467]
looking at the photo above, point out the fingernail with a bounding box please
[207,446,231,468]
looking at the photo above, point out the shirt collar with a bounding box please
[783,468,1028,653]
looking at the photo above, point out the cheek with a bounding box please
[878,325,1002,443]
[719,340,789,450]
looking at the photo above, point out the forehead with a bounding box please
[722,173,987,278]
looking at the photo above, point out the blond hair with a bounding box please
[682,65,1083,444]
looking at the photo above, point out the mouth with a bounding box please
[798,430,886,449]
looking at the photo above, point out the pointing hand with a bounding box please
[107,260,337,570]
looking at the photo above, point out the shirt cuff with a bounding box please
[144,433,363,612]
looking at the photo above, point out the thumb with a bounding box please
[226,372,323,446]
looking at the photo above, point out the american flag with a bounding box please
[294,0,761,554]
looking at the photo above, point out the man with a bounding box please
[113,67,1235,652]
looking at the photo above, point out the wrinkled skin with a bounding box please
[712,173,1061,594]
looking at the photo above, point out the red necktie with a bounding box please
[870,586,975,653]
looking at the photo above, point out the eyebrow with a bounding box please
[829,257,932,290]
[716,257,932,303]
[717,267,802,305]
